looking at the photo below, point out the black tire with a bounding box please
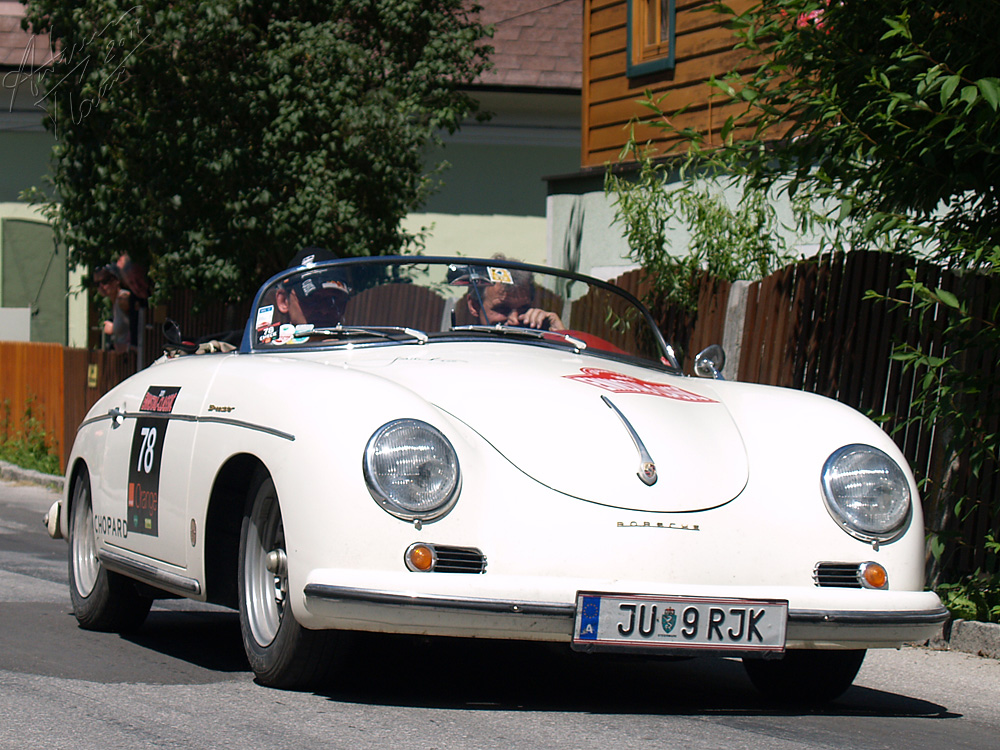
[68,469,152,632]
[743,649,866,705]
[238,469,344,689]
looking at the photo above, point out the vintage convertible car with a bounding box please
[49,255,947,701]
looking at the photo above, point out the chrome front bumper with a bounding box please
[302,582,950,651]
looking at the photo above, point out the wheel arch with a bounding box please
[62,458,91,539]
[203,453,270,608]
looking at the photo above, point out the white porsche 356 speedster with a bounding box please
[50,255,946,700]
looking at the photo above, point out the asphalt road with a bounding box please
[2,478,999,750]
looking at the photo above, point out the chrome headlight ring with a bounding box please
[364,419,461,523]
[821,444,912,544]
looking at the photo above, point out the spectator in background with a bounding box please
[92,264,130,352]
[116,253,150,301]
[116,253,151,359]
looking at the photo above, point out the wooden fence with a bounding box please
[1,287,249,473]
[2,251,996,579]
[0,344,136,472]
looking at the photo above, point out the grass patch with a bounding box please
[0,397,61,476]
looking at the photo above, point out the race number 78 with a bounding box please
[137,426,157,473]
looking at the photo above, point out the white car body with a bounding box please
[55,256,947,699]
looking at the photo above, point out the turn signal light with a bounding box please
[860,562,888,589]
[406,543,435,572]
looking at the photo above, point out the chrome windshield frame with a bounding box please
[240,255,680,371]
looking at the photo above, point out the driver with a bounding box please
[275,247,350,328]
[461,257,564,330]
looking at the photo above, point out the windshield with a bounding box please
[248,257,676,369]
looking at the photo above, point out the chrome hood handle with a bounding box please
[602,395,657,486]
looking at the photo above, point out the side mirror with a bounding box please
[694,344,726,380]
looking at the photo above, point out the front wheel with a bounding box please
[743,649,866,705]
[238,470,344,689]
[68,469,152,632]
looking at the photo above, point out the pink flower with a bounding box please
[796,9,825,29]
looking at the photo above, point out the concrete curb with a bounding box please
[926,619,1000,661]
[2,460,997,660]
[0,459,65,491]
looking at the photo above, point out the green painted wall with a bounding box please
[0,131,55,203]
[423,141,578,218]
[410,139,579,262]
[1,217,66,344]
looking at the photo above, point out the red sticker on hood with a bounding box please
[564,368,716,403]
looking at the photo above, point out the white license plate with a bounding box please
[572,592,787,653]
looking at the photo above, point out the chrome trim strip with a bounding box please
[195,415,296,441]
[99,548,202,596]
[601,395,657,486]
[788,606,950,626]
[78,412,295,441]
[303,584,576,618]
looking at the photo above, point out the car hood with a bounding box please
[350,347,748,512]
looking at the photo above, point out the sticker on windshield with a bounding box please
[565,368,717,403]
[258,325,276,344]
[271,323,311,345]
[256,305,274,330]
[487,267,513,284]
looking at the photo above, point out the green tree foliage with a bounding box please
[659,1,999,263]
[606,144,792,312]
[627,1,999,600]
[23,0,491,300]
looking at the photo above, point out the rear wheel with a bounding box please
[743,649,866,705]
[68,469,152,632]
[238,470,344,689]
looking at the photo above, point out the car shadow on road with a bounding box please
[5,600,962,716]
[101,609,959,718]
[120,607,249,677]
[0,603,248,684]
[313,632,958,719]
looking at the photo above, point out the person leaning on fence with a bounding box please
[92,264,131,353]
[116,253,150,352]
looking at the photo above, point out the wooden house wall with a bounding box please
[583,0,756,168]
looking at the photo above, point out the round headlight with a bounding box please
[364,419,460,521]
[821,444,911,542]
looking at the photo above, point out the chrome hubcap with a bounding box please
[245,480,287,646]
[71,481,100,597]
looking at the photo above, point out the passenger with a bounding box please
[463,258,564,330]
[274,247,350,328]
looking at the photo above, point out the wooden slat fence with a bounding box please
[4,290,246,473]
[346,284,448,331]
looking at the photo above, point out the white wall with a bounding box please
[545,176,827,281]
